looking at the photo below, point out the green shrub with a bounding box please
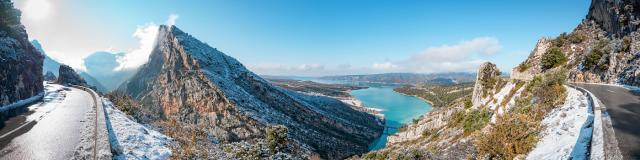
[462,108,492,135]
[463,97,473,109]
[535,70,568,109]
[446,108,492,135]
[584,39,611,70]
[266,125,288,154]
[517,62,530,72]
[584,48,603,69]
[446,110,466,128]
[568,33,586,44]
[552,32,568,47]
[541,47,567,70]
[421,128,438,138]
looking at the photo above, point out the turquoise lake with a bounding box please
[296,78,433,150]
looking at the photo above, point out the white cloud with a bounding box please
[166,14,179,26]
[376,37,500,73]
[410,37,500,62]
[371,62,399,70]
[115,23,159,71]
[296,64,325,71]
[115,14,179,71]
[249,63,325,72]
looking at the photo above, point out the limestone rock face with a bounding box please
[511,38,552,81]
[471,62,501,107]
[44,71,56,82]
[57,64,87,86]
[0,0,44,106]
[119,25,383,159]
[587,0,640,37]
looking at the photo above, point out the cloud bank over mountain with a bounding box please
[250,37,501,76]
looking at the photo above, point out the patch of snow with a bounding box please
[73,90,99,159]
[480,81,514,112]
[526,87,589,160]
[102,98,173,160]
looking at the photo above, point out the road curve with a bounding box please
[574,83,640,159]
[0,85,92,159]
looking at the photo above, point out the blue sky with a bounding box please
[17,0,590,76]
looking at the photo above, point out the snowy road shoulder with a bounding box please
[102,98,172,160]
[526,86,589,160]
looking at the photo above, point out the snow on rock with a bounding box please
[102,98,172,160]
[526,86,589,160]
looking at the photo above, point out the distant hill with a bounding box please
[83,51,136,91]
[320,72,476,84]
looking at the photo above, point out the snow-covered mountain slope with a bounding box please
[0,0,43,106]
[118,25,383,159]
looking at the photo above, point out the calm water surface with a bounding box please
[296,78,433,150]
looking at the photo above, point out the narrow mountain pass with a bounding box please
[0,84,92,159]
[574,83,640,159]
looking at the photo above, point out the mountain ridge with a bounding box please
[119,25,383,159]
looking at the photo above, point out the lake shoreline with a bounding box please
[393,90,435,108]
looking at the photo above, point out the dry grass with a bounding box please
[160,119,212,159]
[475,112,542,160]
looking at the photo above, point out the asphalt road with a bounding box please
[574,83,640,159]
[0,85,91,160]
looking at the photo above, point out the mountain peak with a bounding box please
[121,25,383,159]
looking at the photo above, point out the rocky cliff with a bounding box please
[587,0,640,37]
[0,0,44,106]
[508,0,640,86]
[118,25,383,159]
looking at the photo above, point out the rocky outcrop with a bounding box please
[471,62,501,107]
[587,0,640,37]
[511,38,552,81]
[44,71,56,82]
[0,0,44,106]
[57,64,87,86]
[119,25,383,159]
